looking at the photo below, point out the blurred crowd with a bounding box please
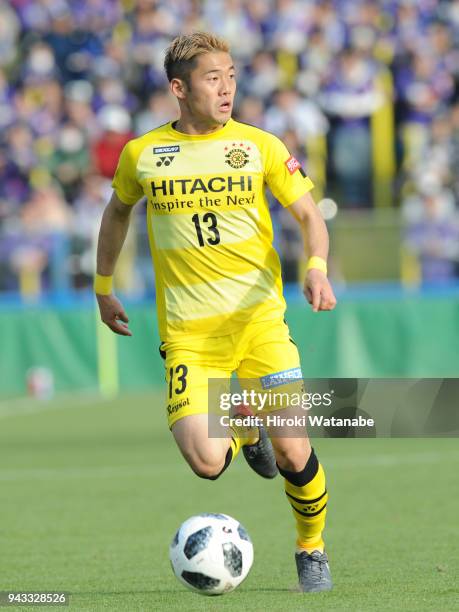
[1,0,459,295]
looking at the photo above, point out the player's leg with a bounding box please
[272,437,331,592]
[236,319,332,591]
[172,413,238,480]
[161,337,257,480]
[234,403,279,479]
[270,435,331,592]
[271,436,328,553]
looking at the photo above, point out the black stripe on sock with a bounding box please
[290,502,327,518]
[285,488,327,506]
[277,448,319,487]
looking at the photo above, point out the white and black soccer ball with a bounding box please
[169,513,254,595]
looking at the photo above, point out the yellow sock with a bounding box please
[214,425,259,477]
[229,434,242,459]
[229,423,259,449]
[280,449,328,553]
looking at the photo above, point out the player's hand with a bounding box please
[96,293,132,336]
[303,269,337,312]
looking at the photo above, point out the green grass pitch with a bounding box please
[0,392,458,611]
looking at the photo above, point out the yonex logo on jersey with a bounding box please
[153,145,180,154]
[260,367,303,389]
[156,156,175,167]
[285,155,301,175]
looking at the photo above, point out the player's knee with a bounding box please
[275,444,311,473]
[189,458,225,480]
[183,451,226,480]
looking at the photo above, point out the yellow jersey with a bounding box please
[112,118,314,341]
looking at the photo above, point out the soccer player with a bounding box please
[94,32,337,593]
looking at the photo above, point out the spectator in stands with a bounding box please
[72,174,111,288]
[402,179,459,283]
[134,89,177,135]
[2,0,459,294]
[92,105,133,179]
[0,148,30,221]
[234,95,266,129]
[0,0,20,68]
[265,88,328,142]
[318,46,383,207]
[20,181,72,235]
[49,122,90,201]
[242,51,282,100]
[63,80,98,136]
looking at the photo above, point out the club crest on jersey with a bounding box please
[285,155,301,174]
[224,142,250,169]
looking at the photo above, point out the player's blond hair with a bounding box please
[164,32,230,85]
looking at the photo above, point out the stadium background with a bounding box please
[1,1,458,610]
[1,0,459,397]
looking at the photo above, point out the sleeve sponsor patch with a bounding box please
[285,155,302,175]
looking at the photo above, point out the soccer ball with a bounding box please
[169,513,254,595]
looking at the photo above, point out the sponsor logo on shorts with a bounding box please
[167,397,190,415]
[153,145,180,154]
[260,367,303,389]
[285,155,301,174]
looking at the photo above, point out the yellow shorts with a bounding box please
[160,318,303,428]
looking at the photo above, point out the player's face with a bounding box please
[185,52,236,125]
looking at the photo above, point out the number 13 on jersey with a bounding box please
[191,212,220,247]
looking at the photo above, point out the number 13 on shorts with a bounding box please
[168,364,188,399]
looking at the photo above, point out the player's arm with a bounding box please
[94,191,135,336]
[287,192,337,312]
[262,131,336,311]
